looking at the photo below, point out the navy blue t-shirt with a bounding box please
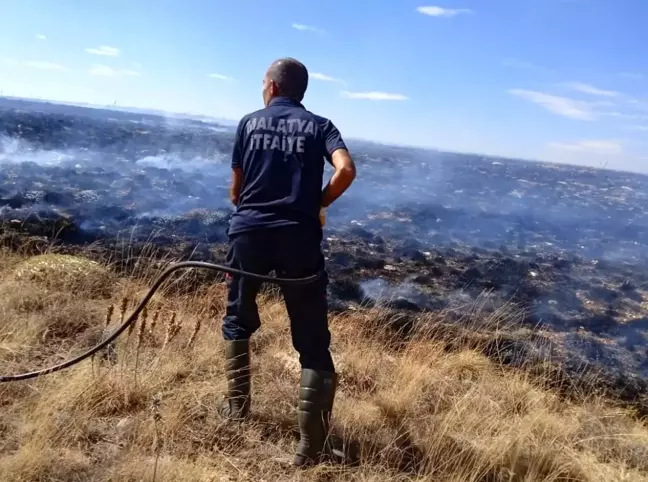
[227,96,347,236]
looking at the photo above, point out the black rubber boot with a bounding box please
[219,339,251,421]
[293,369,338,468]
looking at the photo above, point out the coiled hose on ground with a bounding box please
[0,261,321,383]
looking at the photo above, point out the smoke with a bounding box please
[360,278,431,309]
[134,152,229,174]
[0,131,233,237]
[0,135,75,166]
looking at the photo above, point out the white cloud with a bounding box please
[502,58,553,74]
[619,72,644,80]
[342,91,408,101]
[417,6,473,17]
[548,139,623,153]
[310,72,342,83]
[89,64,140,78]
[508,89,597,120]
[208,73,234,81]
[601,111,648,121]
[563,82,620,97]
[22,61,69,72]
[35,34,47,41]
[130,61,143,70]
[627,98,648,111]
[85,46,120,57]
[291,23,325,34]
[1,58,72,74]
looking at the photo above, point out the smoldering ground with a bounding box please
[2,98,648,408]
[1,97,648,262]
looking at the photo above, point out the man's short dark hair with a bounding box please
[267,58,309,101]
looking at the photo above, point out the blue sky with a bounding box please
[1,0,648,173]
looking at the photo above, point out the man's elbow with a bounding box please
[340,163,356,183]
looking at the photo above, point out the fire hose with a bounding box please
[0,261,321,383]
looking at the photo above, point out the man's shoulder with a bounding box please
[302,110,339,133]
[303,109,330,124]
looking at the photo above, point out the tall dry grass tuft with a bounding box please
[1,247,647,481]
[186,316,202,349]
[151,393,164,481]
[162,311,181,350]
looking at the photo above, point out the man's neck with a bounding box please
[269,96,304,108]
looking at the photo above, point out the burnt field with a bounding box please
[2,97,648,409]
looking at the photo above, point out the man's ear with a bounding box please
[270,80,279,96]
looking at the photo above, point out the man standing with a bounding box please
[220,57,357,467]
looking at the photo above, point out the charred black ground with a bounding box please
[2,96,648,413]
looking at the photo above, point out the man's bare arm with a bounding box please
[229,167,244,206]
[321,148,356,208]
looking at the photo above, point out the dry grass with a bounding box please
[1,246,648,481]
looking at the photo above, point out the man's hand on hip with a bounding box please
[319,207,327,227]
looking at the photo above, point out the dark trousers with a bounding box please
[222,225,334,373]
